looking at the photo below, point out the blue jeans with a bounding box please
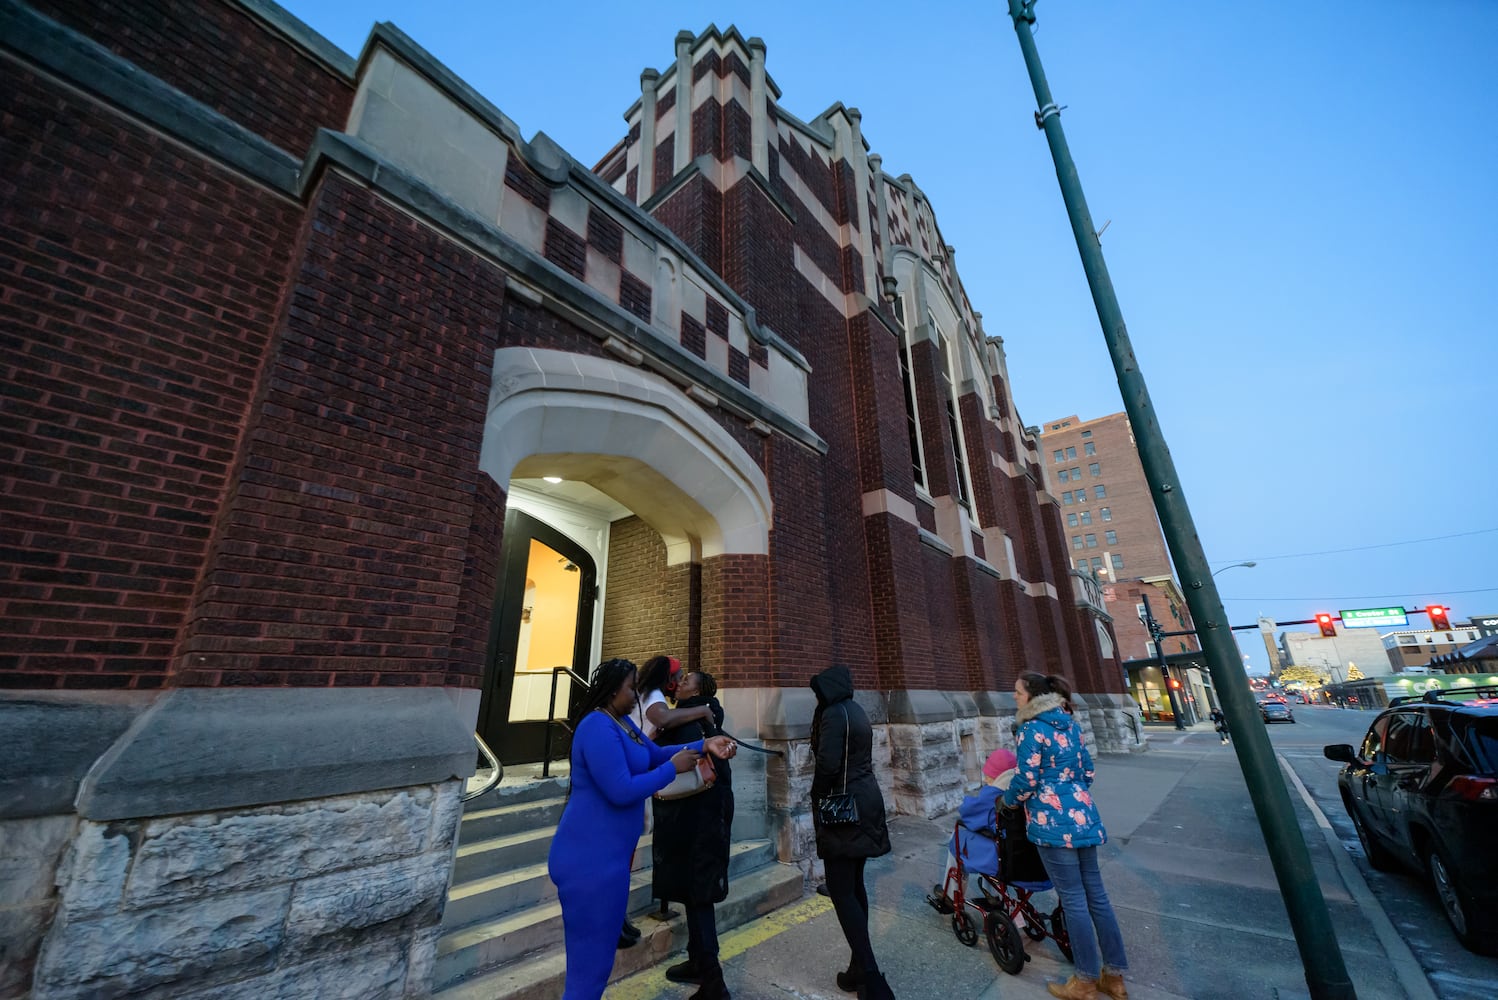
[1036,844,1128,980]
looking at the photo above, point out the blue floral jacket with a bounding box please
[1000,693,1107,849]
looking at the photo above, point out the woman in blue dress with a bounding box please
[548,658,737,1000]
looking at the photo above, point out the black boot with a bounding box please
[689,963,730,1000]
[836,957,865,992]
[621,918,642,940]
[666,956,707,985]
[857,971,894,1000]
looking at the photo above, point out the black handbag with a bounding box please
[816,705,860,826]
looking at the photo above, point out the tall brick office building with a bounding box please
[1,2,1135,995]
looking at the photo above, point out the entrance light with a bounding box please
[543,476,563,484]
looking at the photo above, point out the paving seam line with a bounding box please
[1276,753,1438,1000]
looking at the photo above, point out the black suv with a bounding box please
[1324,691,1498,954]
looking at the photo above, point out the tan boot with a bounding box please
[1099,970,1129,1000]
[1047,976,1100,1000]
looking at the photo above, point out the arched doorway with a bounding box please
[477,348,773,766]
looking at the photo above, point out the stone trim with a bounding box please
[72,688,477,822]
[235,0,358,77]
[0,0,301,192]
[0,692,154,819]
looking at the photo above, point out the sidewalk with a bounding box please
[611,734,1423,1000]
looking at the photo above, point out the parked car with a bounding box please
[1261,701,1295,724]
[1323,692,1498,954]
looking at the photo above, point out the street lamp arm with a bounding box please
[1211,560,1258,577]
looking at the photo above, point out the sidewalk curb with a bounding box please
[1277,754,1438,1000]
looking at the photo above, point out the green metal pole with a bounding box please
[1004,4,1356,997]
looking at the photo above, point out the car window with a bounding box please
[1405,714,1435,764]
[1382,713,1418,763]
[1451,715,1498,773]
[1359,717,1387,760]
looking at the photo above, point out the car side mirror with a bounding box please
[1323,744,1358,764]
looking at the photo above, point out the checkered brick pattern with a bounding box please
[498,152,769,392]
[887,187,912,248]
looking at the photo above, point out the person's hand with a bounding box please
[704,735,737,759]
[671,746,702,773]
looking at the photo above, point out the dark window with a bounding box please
[1062,492,1074,505]
[1085,534,1098,548]
[1058,469,1070,482]
[1084,441,1096,456]
[897,343,924,489]
[1105,530,1117,545]
[1066,446,1076,460]
[1094,485,1107,499]
[1382,713,1431,764]
[1111,554,1124,570]
[1080,430,1092,438]
[947,396,970,509]
[1089,462,1101,477]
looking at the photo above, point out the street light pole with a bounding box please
[1003,4,1354,997]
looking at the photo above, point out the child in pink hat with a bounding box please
[937,747,1019,897]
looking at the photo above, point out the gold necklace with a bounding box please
[600,708,642,743]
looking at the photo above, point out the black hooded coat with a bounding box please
[651,695,733,904]
[809,665,890,860]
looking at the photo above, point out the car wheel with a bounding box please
[1426,843,1498,954]
[1348,801,1396,871]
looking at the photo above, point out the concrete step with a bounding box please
[452,826,556,884]
[461,773,569,813]
[435,840,779,991]
[433,859,805,1000]
[458,795,567,843]
[444,831,708,930]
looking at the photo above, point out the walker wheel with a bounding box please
[952,910,979,946]
[985,911,1026,974]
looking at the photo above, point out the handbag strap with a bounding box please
[840,704,850,795]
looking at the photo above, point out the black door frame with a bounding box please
[478,508,597,764]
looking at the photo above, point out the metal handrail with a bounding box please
[462,732,503,803]
[542,665,589,778]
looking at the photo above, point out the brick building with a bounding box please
[0,2,1137,996]
[1037,412,1209,721]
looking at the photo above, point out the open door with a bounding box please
[478,509,597,764]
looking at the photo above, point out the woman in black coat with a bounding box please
[809,664,893,1000]
[653,671,734,1000]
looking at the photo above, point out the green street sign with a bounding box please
[1339,606,1408,628]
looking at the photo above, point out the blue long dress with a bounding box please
[548,709,704,1000]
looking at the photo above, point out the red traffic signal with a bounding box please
[1427,605,1451,631]
[1315,613,1337,638]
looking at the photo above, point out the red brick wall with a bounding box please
[29,0,353,156]
[171,173,505,687]
[0,65,302,689]
[599,517,692,669]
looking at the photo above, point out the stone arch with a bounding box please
[480,347,772,564]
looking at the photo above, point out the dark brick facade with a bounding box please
[2,7,1115,702]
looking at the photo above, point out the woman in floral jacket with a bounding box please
[1001,673,1129,1000]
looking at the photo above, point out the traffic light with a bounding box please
[1315,613,1336,638]
[1427,605,1451,631]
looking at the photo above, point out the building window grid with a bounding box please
[1100,507,1112,521]
[1094,485,1107,498]
[1089,462,1101,477]
[1080,511,1093,526]
[1105,530,1117,545]
[1084,441,1096,455]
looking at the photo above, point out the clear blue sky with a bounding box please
[284,1,1498,673]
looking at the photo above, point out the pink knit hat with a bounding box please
[983,748,1018,780]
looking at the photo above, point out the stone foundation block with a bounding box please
[33,886,291,1000]
[121,787,435,910]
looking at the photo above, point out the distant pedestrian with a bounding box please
[809,664,894,1000]
[1003,673,1129,1000]
[1210,708,1230,744]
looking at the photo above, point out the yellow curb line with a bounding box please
[608,893,834,1000]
